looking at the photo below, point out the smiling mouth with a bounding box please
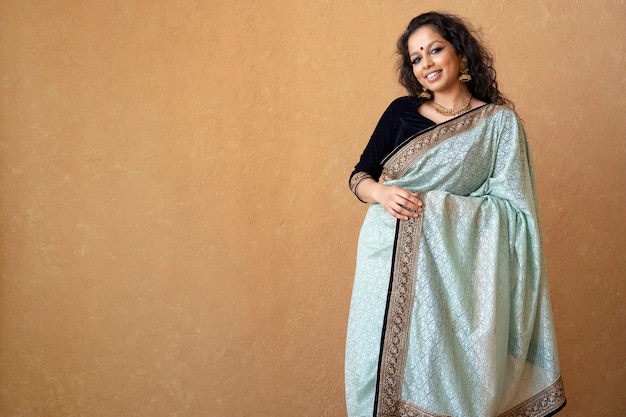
[425,70,441,80]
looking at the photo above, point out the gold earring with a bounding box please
[418,86,432,99]
[458,62,472,83]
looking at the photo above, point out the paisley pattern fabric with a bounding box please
[345,105,565,417]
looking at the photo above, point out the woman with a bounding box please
[345,12,565,417]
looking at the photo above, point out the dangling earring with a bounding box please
[458,61,472,83]
[418,86,432,99]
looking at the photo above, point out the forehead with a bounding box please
[407,25,448,50]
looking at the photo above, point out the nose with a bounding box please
[421,55,433,68]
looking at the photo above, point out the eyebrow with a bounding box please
[409,40,444,59]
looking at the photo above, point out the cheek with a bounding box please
[412,66,423,82]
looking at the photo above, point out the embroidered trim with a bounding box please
[378,377,565,417]
[499,376,566,417]
[375,212,424,416]
[381,104,501,182]
[349,171,373,202]
[394,400,454,417]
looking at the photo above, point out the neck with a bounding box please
[432,89,473,117]
[432,87,471,109]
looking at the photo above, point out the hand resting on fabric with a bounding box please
[356,178,423,221]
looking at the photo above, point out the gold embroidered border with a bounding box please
[375,213,424,416]
[381,104,501,182]
[394,400,454,417]
[499,376,566,417]
[381,377,565,417]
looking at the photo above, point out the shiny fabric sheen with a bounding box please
[345,105,563,417]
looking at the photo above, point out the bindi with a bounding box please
[420,46,424,50]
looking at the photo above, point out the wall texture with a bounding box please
[0,1,624,416]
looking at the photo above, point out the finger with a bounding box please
[389,205,409,220]
[398,198,422,213]
[395,204,419,220]
[400,195,423,211]
[389,211,405,220]
[399,200,421,212]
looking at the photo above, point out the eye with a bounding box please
[411,56,422,65]
[431,47,443,54]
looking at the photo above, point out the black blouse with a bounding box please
[349,96,435,199]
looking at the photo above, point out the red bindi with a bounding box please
[420,47,424,50]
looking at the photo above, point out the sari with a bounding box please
[345,104,565,417]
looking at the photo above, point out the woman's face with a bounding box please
[407,25,464,95]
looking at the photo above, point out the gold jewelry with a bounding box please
[433,95,472,116]
[418,86,432,99]
[458,62,472,83]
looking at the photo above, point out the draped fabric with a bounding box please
[345,105,565,417]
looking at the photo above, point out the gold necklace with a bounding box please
[433,95,472,116]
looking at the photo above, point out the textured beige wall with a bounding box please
[0,1,624,416]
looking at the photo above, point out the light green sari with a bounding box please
[345,105,565,417]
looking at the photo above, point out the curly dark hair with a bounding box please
[396,12,512,107]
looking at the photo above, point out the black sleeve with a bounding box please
[349,97,433,201]
[350,102,397,183]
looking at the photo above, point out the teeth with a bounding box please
[426,71,440,79]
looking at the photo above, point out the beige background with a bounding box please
[1,1,624,416]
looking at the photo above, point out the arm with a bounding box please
[349,97,429,220]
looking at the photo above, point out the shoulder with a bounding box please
[371,96,421,126]
[483,104,523,129]
[489,104,519,120]
[386,95,422,111]
[484,105,529,148]
[377,96,424,122]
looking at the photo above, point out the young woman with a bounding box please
[345,12,565,417]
